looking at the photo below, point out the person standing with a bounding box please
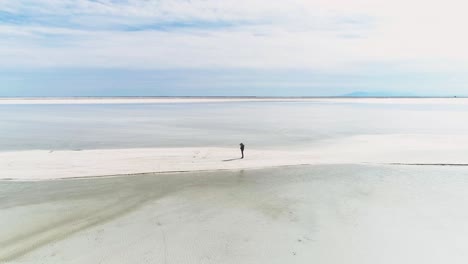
[240,143,245,159]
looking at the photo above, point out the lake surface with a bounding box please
[2,164,468,263]
[1,99,468,151]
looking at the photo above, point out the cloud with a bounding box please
[0,0,467,74]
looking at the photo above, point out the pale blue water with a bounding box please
[1,99,468,151]
[3,164,468,263]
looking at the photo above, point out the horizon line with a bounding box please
[0,96,465,99]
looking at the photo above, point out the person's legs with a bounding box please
[241,150,244,159]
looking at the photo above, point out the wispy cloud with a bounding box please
[0,0,377,69]
[1,0,468,96]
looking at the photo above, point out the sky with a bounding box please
[1,0,468,96]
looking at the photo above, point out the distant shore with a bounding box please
[0,97,467,105]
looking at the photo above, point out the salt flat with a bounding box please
[2,134,468,181]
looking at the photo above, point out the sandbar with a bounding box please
[2,134,468,181]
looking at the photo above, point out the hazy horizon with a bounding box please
[0,95,465,99]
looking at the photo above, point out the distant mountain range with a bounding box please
[342,91,416,97]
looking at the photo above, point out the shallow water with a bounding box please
[2,164,468,263]
[2,100,468,151]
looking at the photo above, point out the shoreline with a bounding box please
[0,163,316,182]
